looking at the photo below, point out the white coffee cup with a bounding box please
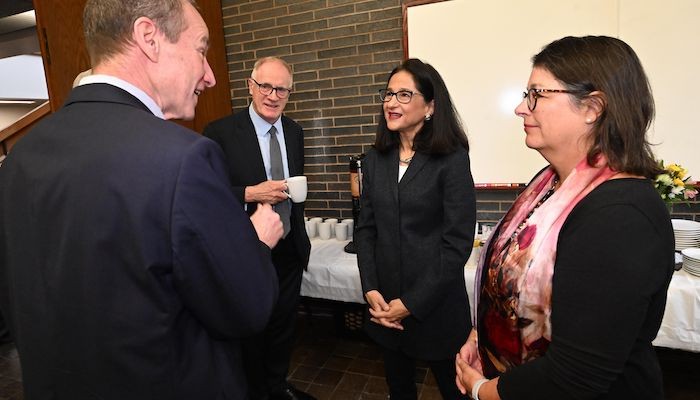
[325,218,338,238]
[285,176,307,203]
[305,220,317,238]
[341,218,354,238]
[335,222,348,241]
[318,222,331,240]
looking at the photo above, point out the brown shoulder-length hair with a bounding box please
[375,58,469,155]
[533,35,662,179]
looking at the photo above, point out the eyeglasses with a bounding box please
[249,78,292,99]
[378,89,423,104]
[523,88,579,111]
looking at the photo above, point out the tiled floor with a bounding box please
[1,307,699,400]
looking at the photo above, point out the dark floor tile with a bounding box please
[358,393,387,400]
[346,358,374,375]
[323,355,353,372]
[306,383,335,400]
[0,344,19,360]
[330,389,362,400]
[336,372,369,392]
[314,369,344,386]
[363,376,388,395]
[289,345,312,365]
[0,375,23,400]
[0,358,22,381]
[289,364,321,383]
[287,379,310,393]
[423,369,437,386]
[301,348,333,367]
[370,361,385,378]
[333,341,369,359]
[356,346,383,361]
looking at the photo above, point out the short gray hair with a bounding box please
[251,57,293,86]
[83,0,199,65]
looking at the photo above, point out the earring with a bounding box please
[586,118,593,124]
[425,114,432,121]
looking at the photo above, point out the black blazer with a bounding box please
[356,147,476,360]
[0,84,278,400]
[203,110,310,268]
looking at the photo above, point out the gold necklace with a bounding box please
[399,149,415,164]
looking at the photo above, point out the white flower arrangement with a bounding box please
[654,161,697,206]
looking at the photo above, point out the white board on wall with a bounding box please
[407,0,700,184]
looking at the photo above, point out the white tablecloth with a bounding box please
[302,238,700,353]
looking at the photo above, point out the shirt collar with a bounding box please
[248,104,283,139]
[79,74,165,119]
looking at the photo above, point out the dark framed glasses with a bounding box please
[249,78,292,99]
[523,88,579,111]
[378,89,423,104]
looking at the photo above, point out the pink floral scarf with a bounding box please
[474,157,616,377]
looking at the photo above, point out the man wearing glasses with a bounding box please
[203,57,312,400]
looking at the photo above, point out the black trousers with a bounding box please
[383,346,468,400]
[0,309,11,344]
[242,237,303,399]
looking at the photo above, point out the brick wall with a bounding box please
[476,189,700,229]
[217,0,700,225]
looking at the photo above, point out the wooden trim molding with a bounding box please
[0,101,51,153]
[402,0,447,60]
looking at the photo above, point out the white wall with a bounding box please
[0,54,47,100]
[407,0,700,184]
[0,102,37,131]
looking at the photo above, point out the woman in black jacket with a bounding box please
[356,58,476,399]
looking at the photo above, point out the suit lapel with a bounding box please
[241,111,268,183]
[398,152,428,188]
[379,148,400,206]
[282,117,300,176]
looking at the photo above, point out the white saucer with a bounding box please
[672,219,700,231]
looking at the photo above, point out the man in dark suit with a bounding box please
[203,57,313,400]
[0,1,282,399]
[0,311,11,345]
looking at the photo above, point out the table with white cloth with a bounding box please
[301,238,700,353]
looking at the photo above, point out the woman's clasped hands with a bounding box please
[455,329,486,396]
[364,290,410,330]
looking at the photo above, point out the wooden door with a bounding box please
[32,0,232,133]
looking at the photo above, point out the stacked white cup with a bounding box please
[318,222,331,240]
[325,218,338,238]
[335,222,348,240]
[341,218,354,239]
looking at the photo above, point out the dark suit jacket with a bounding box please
[0,84,278,400]
[203,110,310,268]
[355,147,476,360]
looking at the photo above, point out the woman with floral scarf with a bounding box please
[456,36,675,400]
